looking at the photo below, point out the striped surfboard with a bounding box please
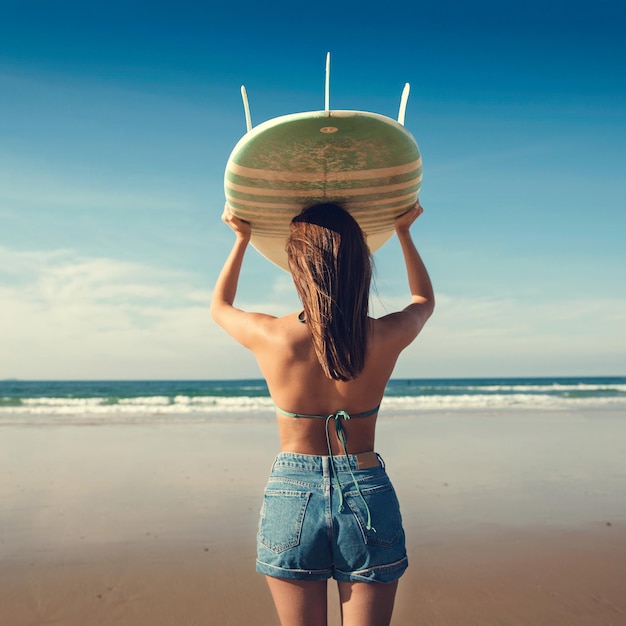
[223,56,421,271]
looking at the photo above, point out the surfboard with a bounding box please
[223,55,422,272]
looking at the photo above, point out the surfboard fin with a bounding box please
[241,85,253,132]
[325,52,331,113]
[398,82,410,126]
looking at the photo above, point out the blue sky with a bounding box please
[1,0,624,379]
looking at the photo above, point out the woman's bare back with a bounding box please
[251,312,410,455]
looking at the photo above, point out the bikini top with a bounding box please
[274,405,380,420]
[274,405,380,455]
[274,404,381,530]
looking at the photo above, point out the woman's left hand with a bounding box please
[395,200,424,234]
[222,204,252,240]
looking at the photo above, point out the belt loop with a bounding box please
[322,455,330,478]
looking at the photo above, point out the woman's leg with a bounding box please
[265,576,328,626]
[337,580,398,626]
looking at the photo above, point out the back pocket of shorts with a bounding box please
[345,483,403,547]
[259,490,312,553]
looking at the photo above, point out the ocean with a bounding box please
[1,377,625,425]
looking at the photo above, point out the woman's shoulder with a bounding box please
[250,310,303,335]
[368,311,423,353]
[252,310,313,354]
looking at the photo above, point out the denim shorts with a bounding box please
[256,451,408,583]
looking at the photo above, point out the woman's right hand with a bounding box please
[395,200,423,234]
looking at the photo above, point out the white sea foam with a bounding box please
[2,395,275,418]
[2,391,625,425]
[381,394,626,411]
[435,383,626,393]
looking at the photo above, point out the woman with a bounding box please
[211,200,434,626]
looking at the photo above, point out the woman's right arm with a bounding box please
[379,200,435,348]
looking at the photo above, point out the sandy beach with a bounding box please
[2,410,625,625]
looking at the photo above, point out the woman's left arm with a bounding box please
[210,206,275,349]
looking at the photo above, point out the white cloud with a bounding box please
[386,293,626,377]
[0,246,221,378]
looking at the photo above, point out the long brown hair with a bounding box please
[286,203,372,381]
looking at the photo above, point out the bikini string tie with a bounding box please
[325,410,376,532]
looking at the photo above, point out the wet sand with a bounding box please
[1,411,625,625]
